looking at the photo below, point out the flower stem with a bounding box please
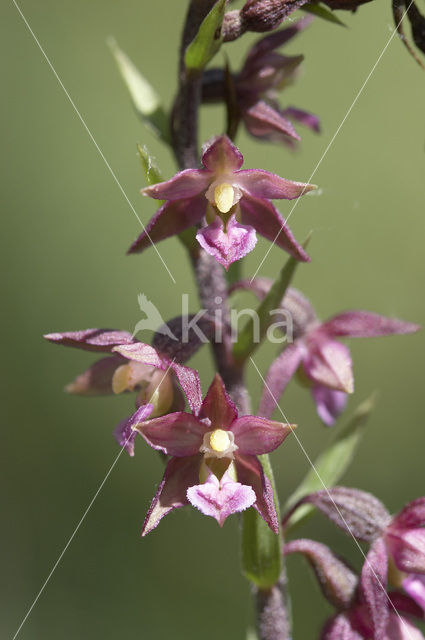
[173,4,289,639]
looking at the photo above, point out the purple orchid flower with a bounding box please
[232,279,420,425]
[202,17,320,147]
[284,537,425,640]
[129,374,295,534]
[44,329,202,455]
[288,487,425,625]
[128,135,315,269]
[385,498,425,615]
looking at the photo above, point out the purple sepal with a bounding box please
[296,487,391,541]
[360,538,389,640]
[44,328,135,352]
[127,196,205,254]
[240,194,310,262]
[311,385,348,426]
[258,344,303,418]
[66,355,124,395]
[201,135,244,172]
[142,455,201,536]
[282,106,321,133]
[236,453,279,534]
[243,100,301,145]
[322,311,420,338]
[284,538,357,609]
[321,614,363,640]
[114,404,154,457]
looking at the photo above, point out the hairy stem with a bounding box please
[255,569,291,640]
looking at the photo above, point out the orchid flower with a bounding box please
[128,374,294,534]
[288,487,425,626]
[128,135,315,269]
[232,279,420,425]
[44,329,202,455]
[284,537,425,640]
[203,17,320,147]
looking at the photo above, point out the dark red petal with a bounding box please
[200,374,238,428]
[142,456,201,536]
[127,196,205,254]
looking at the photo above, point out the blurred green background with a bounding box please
[1,1,424,638]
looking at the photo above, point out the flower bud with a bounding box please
[240,0,309,33]
[288,487,391,542]
[152,315,215,362]
[284,539,358,609]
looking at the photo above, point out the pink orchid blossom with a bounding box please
[128,135,315,269]
[232,279,420,425]
[130,374,295,534]
[44,329,202,455]
[285,536,425,640]
[203,17,320,147]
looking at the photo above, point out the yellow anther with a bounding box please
[214,183,235,214]
[209,429,231,453]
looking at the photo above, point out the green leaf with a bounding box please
[136,144,164,187]
[233,238,310,364]
[283,393,377,532]
[242,454,282,589]
[185,0,226,72]
[108,38,170,142]
[246,629,259,640]
[301,3,347,27]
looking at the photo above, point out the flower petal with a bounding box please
[113,343,203,415]
[201,135,243,173]
[236,169,315,200]
[44,329,135,352]
[243,101,301,144]
[231,416,295,455]
[127,196,205,254]
[321,614,363,640]
[243,16,313,66]
[114,404,154,457]
[360,538,389,640]
[387,529,425,574]
[240,195,310,261]
[258,343,304,418]
[113,342,163,367]
[200,374,238,428]
[196,215,257,269]
[141,168,211,200]
[142,455,201,536]
[386,614,425,640]
[402,574,425,612]
[393,498,425,529]
[311,385,348,426]
[187,472,255,526]
[282,107,321,133]
[169,361,203,416]
[136,411,206,456]
[235,453,279,533]
[304,337,354,393]
[321,311,420,338]
[65,355,124,395]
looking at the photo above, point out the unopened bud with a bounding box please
[293,487,391,542]
[284,539,358,609]
[241,0,309,33]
